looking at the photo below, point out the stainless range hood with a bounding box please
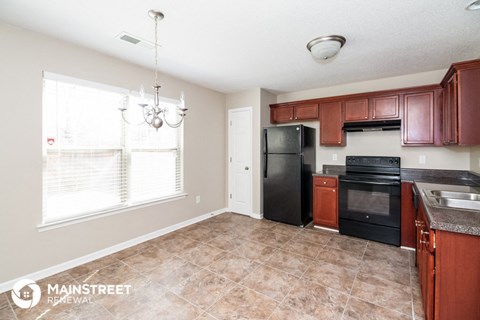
[342,119,401,132]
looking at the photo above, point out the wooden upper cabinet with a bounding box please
[441,59,480,145]
[443,74,458,144]
[343,95,399,122]
[371,95,400,120]
[268,58,480,146]
[270,103,318,123]
[402,91,435,145]
[319,101,345,146]
[270,106,294,123]
[344,99,369,121]
[294,103,319,120]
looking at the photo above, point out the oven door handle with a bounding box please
[339,179,400,186]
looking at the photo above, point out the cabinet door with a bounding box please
[371,95,399,120]
[417,205,435,320]
[344,99,369,121]
[271,106,294,123]
[403,91,435,145]
[420,237,435,320]
[270,106,293,123]
[294,103,318,120]
[313,185,338,229]
[319,101,345,146]
[443,74,458,144]
[401,182,416,248]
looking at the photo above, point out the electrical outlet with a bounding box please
[332,154,338,161]
[419,155,426,164]
[195,196,201,204]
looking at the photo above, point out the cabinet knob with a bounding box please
[420,240,429,245]
[295,117,298,120]
[323,181,326,184]
[290,117,293,120]
[420,230,429,236]
[332,189,335,192]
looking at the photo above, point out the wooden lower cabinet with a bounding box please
[435,230,480,320]
[313,176,338,229]
[416,199,480,320]
[416,204,435,320]
[400,182,416,248]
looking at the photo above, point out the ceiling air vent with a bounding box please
[115,32,156,50]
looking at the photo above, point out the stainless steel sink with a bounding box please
[424,189,480,211]
[430,197,480,211]
[426,190,480,201]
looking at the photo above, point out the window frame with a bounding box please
[39,72,186,231]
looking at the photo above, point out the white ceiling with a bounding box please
[1,0,479,94]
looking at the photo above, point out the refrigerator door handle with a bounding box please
[263,129,268,154]
[263,129,268,178]
[264,153,268,178]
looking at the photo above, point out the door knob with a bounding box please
[245,166,249,170]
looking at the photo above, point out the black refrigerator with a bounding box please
[263,125,316,227]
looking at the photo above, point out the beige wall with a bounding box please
[0,22,226,283]
[276,69,472,170]
[277,69,448,103]
[470,146,480,174]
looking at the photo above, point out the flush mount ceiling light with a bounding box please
[119,10,187,131]
[307,35,346,60]
[466,0,480,10]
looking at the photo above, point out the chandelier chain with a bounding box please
[154,15,159,87]
[119,9,187,131]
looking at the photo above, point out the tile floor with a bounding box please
[1,213,424,319]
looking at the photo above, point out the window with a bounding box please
[42,72,184,224]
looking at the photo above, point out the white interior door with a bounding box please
[228,107,252,216]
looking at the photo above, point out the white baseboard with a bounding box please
[249,212,263,220]
[0,208,227,294]
[313,225,339,233]
[400,246,416,251]
[228,209,263,220]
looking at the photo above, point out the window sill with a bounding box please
[37,193,188,232]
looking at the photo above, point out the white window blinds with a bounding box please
[42,73,184,223]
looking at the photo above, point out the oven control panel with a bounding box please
[346,156,400,168]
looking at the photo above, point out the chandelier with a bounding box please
[119,10,187,130]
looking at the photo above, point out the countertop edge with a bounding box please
[415,182,480,236]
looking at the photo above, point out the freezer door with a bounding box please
[263,154,302,226]
[264,126,302,154]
